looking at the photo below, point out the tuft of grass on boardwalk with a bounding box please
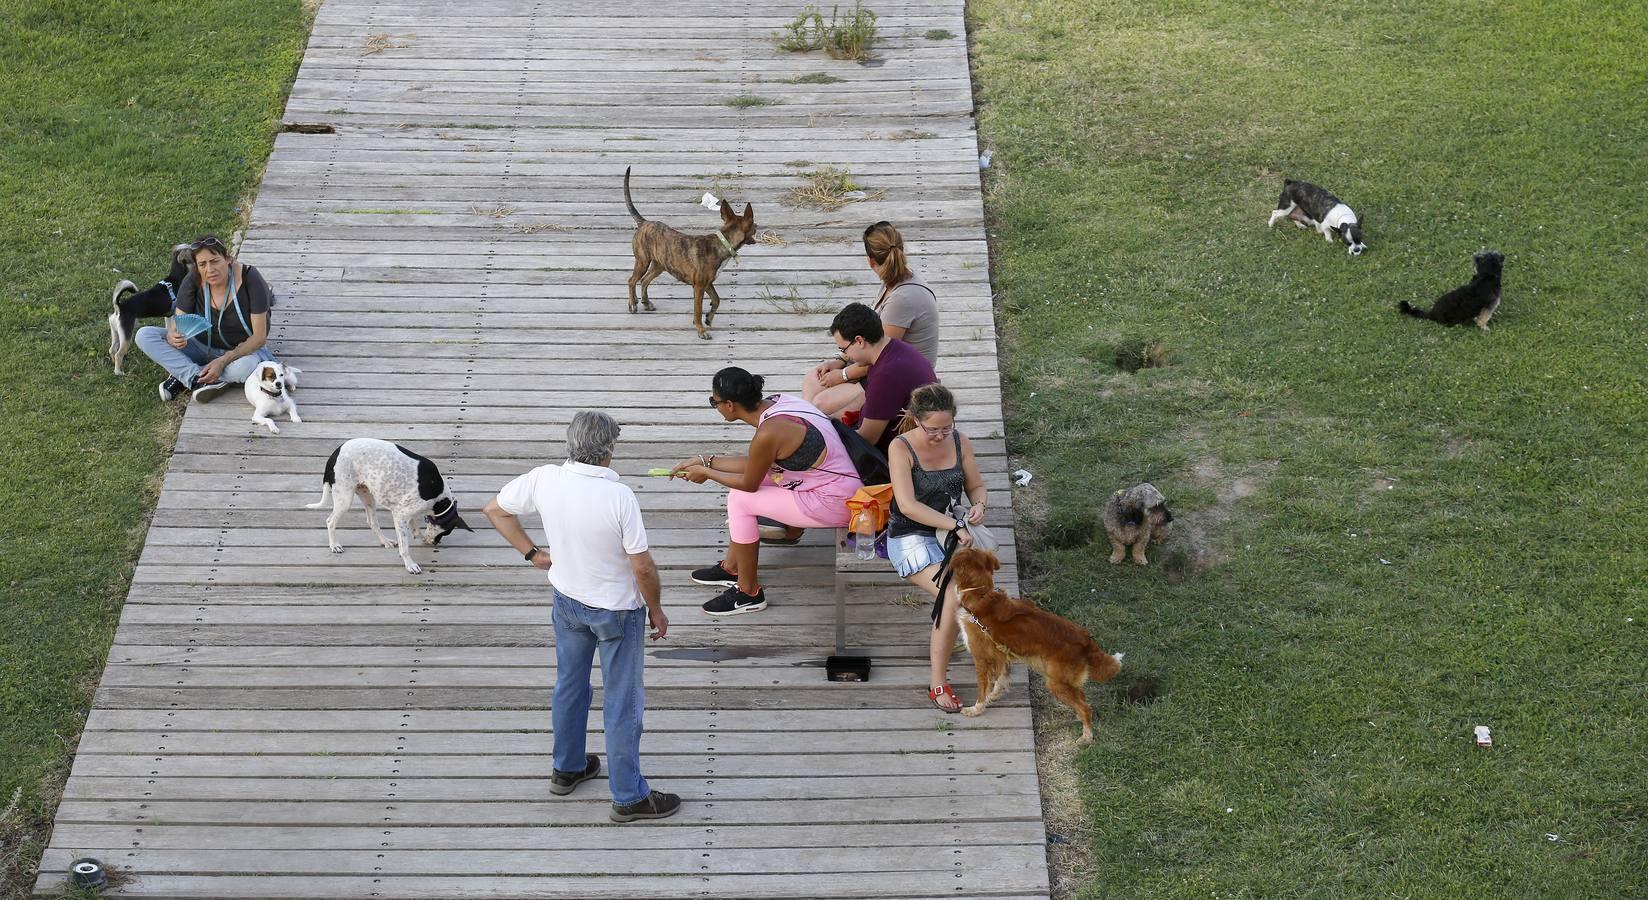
[0,2,311,894]
[968,0,1646,896]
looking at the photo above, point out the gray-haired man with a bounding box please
[483,410,680,822]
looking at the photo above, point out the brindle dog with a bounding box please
[623,166,757,339]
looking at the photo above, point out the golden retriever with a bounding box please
[949,548,1123,744]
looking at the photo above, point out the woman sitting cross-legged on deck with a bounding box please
[804,221,940,417]
[886,384,989,713]
[672,367,865,617]
[132,234,278,404]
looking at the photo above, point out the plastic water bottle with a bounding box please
[854,511,875,561]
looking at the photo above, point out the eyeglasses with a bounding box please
[708,396,725,408]
[190,236,228,254]
[918,424,955,438]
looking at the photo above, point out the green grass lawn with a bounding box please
[968,0,1646,896]
[0,2,309,894]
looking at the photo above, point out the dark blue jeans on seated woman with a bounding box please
[551,588,651,807]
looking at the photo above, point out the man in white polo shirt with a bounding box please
[483,410,679,823]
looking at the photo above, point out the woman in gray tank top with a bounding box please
[886,384,988,713]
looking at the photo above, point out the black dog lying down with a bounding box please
[1399,251,1505,330]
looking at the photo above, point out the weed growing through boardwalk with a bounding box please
[0,1,312,892]
[362,33,412,54]
[783,166,885,210]
[786,72,846,85]
[757,285,834,315]
[971,0,1648,896]
[725,94,780,108]
[822,3,878,60]
[774,8,826,52]
[924,28,955,40]
[774,4,878,60]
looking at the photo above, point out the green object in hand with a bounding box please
[647,467,674,477]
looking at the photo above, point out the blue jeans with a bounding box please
[134,326,275,386]
[552,589,650,806]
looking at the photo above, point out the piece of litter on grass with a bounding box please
[1224,807,1234,814]
[700,192,721,210]
[978,150,992,169]
[840,190,867,200]
[1545,833,1560,842]
[1380,558,1391,565]
[1012,469,1033,486]
[1028,391,1037,399]
[1474,725,1493,747]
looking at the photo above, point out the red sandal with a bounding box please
[928,683,962,713]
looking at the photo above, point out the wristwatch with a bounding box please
[524,546,541,562]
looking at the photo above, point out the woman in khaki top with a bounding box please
[804,221,940,416]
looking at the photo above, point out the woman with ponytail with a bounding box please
[672,367,864,617]
[804,221,941,416]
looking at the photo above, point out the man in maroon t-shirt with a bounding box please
[830,303,939,454]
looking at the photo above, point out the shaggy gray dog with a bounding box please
[1102,483,1173,566]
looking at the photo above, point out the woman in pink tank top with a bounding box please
[672,368,864,617]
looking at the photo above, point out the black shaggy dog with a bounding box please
[1399,251,1505,330]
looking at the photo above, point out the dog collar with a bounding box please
[427,499,461,528]
[715,230,739,262]
[258,385,282,398]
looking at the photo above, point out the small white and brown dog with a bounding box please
[306,438,473,574]
[1268,179,1367,256]
[244,361,302,434]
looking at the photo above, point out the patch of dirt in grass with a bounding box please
[1114,337,1170,373]
[1161,456,1277,582]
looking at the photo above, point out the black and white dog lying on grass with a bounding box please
[307,438,472,574]
[1268,179,1367,256]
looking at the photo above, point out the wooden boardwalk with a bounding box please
[38,1,1044,896]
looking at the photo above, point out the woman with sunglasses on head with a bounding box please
[804,221,940,417]
[886,384,988,713]
[671,367,864,617]
[131,234,277,403]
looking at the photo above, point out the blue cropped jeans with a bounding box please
[134,325,274,386]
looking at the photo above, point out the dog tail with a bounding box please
[305,444,342,508]
[1397,300,1429,320]
[623,166,645,224]
[1086,644,1123,683]
[284,365,301,390]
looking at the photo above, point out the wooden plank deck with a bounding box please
[38,0,1044,896]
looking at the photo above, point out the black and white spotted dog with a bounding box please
[1268,179,1367,256]
[306,438,472,574]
